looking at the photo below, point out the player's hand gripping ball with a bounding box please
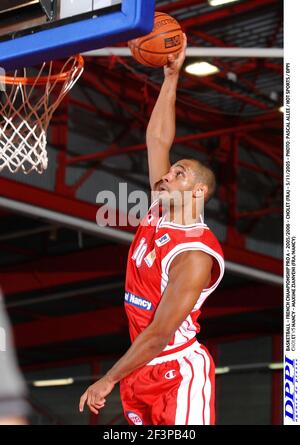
[128,11,184,68]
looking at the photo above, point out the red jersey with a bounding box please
[124,200,224,354]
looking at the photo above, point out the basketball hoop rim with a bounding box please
[0,55,84,85]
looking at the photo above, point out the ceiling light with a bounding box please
[33,378,74,387]
[279,106,284,113]
[215,366,230,375]
[208,0,239,6]
[185,61,219,77]
[269,363,283,370]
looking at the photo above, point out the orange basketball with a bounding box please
[128,12,183,68]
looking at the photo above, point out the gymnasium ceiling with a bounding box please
[0,0,283,369]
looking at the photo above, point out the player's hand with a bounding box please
[164,33,187,78]
[79,375,115,415]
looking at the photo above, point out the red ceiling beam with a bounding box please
[81,71,149,127]
[236,207,282,219]
[180,0,279,29]
[197,77,271,111]
[223,61,283,77]
[241,133,282,165]
[252,131,283,146]
[67,123,263,165]
[204,283,282,318]
[223,244,282,276]
[13,307,128,348]
[181,75,272,111]
[69,98,129,125]
[192,30,229,48]
[264,62,283,75]
[185,32,282,104]
[190,31,283,79]
[0,244,129,296]
[122,69,232,125]
[246,110,283,124]
[181,65,278,111]
[82,68,227,127]
[0,178,96,222]
[70,127,133,192]
[159,0,207,13]
[238,160,282,182]
[242,182,281,236]
[88,59,281,142]
[0,177,133,228]
[181,30,280,110]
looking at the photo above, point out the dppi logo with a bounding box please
[285,355,297,421]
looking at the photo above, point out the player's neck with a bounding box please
[163,202,204,225]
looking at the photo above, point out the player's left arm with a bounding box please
[79,250,212,414]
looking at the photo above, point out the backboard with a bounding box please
[0,0,155,70]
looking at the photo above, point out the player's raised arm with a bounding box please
[146,34,187,191]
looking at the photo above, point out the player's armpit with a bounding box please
[150,250,213,341]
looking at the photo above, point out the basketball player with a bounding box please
[79,35,224,425]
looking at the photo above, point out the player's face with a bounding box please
[157,159,199,205]
[159,159,198,191]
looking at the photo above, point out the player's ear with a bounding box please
[193,183,208,200]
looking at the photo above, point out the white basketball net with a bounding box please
[0,56,84,174]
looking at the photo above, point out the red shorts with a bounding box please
[120,340,215,425]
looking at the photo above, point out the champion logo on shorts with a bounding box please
[164,369,177,380]
[124,291,153,311]
[127,411,143,425]
[155,233,171,247]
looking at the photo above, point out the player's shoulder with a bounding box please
[156,219,223,257]
[157,217,209,238]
